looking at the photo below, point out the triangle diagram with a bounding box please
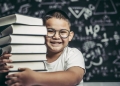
[94,0,117,15]
[68,7,85,18]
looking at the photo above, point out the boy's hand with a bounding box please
[5,68,37,86]
[0,53,13,73]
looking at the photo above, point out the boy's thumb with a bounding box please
[18,68,27,71]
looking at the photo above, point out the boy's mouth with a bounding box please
[50,42,62,46]
[51,42,62,44]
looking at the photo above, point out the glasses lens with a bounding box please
[60,29,70,38]
[47,28,55,37]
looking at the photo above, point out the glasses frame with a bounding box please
[47,28,71,39]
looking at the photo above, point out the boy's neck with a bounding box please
[46,50,63,63]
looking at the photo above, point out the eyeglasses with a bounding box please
[47,28,70,38]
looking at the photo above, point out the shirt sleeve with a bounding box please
[65,48,85,70]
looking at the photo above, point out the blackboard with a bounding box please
[0,0,120,82]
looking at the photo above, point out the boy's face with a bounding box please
[45,17,74,53]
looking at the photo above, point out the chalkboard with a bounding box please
[0,0,120,82]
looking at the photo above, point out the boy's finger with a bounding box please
[18,67,27,71]
[0,59,12,63]
[0,52,8,58]
[0,65,13,70]
[6,76,18,84]
[0,54,12,59]
[11,82,22,86]
[0,70,9,73]
[6,73,18,79]
[0,62,5,66]
[3,53,12,57]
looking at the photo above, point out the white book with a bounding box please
[0,44,47,55]
[0,25,47,36]
[10,54,47,62]
[0,14,43,26]
[7,61,46,72]
[0,35,45,46]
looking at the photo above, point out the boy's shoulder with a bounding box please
[65,46,81,54]
[63,46,83,58]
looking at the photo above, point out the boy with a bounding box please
[0,9,85,86]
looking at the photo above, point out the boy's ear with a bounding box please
[69,31,74,41]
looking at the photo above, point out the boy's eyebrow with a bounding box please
[47,28,54,29]
[47,28,70,31]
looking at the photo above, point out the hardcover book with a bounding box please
[0,24,47,37]
[0,35,45,46]
[7,61,46,72]
[10,53,47,62]
[0,44,47,55]
[0,14,43,26]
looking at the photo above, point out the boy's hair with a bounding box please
[43,9,71,27]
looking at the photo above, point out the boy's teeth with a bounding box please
[52,42,61,44]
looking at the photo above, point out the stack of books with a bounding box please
[0,14,47,75]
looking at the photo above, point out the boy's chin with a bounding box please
[51,43,62,47]
[50,47,64,53]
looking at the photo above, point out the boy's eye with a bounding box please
[60,30,69,34]
[47,29,54,33]
[48,30,54,32]
[61,31,67,33]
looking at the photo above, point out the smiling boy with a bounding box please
[0,9,85,86]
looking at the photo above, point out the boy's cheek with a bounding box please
[45,37,50,42]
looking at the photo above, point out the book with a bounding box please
[0,44,47,55]
[0,13,47,86]
[0,34,45,46]
[0,14,43,26]
[7,61,46,72]
[0,24,47,37]
[10,53,47,62]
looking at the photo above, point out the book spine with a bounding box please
[11,60,46,63]
[9,69,47,72]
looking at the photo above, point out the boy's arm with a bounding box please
[34,66,84,86]
[6,66,84,86]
